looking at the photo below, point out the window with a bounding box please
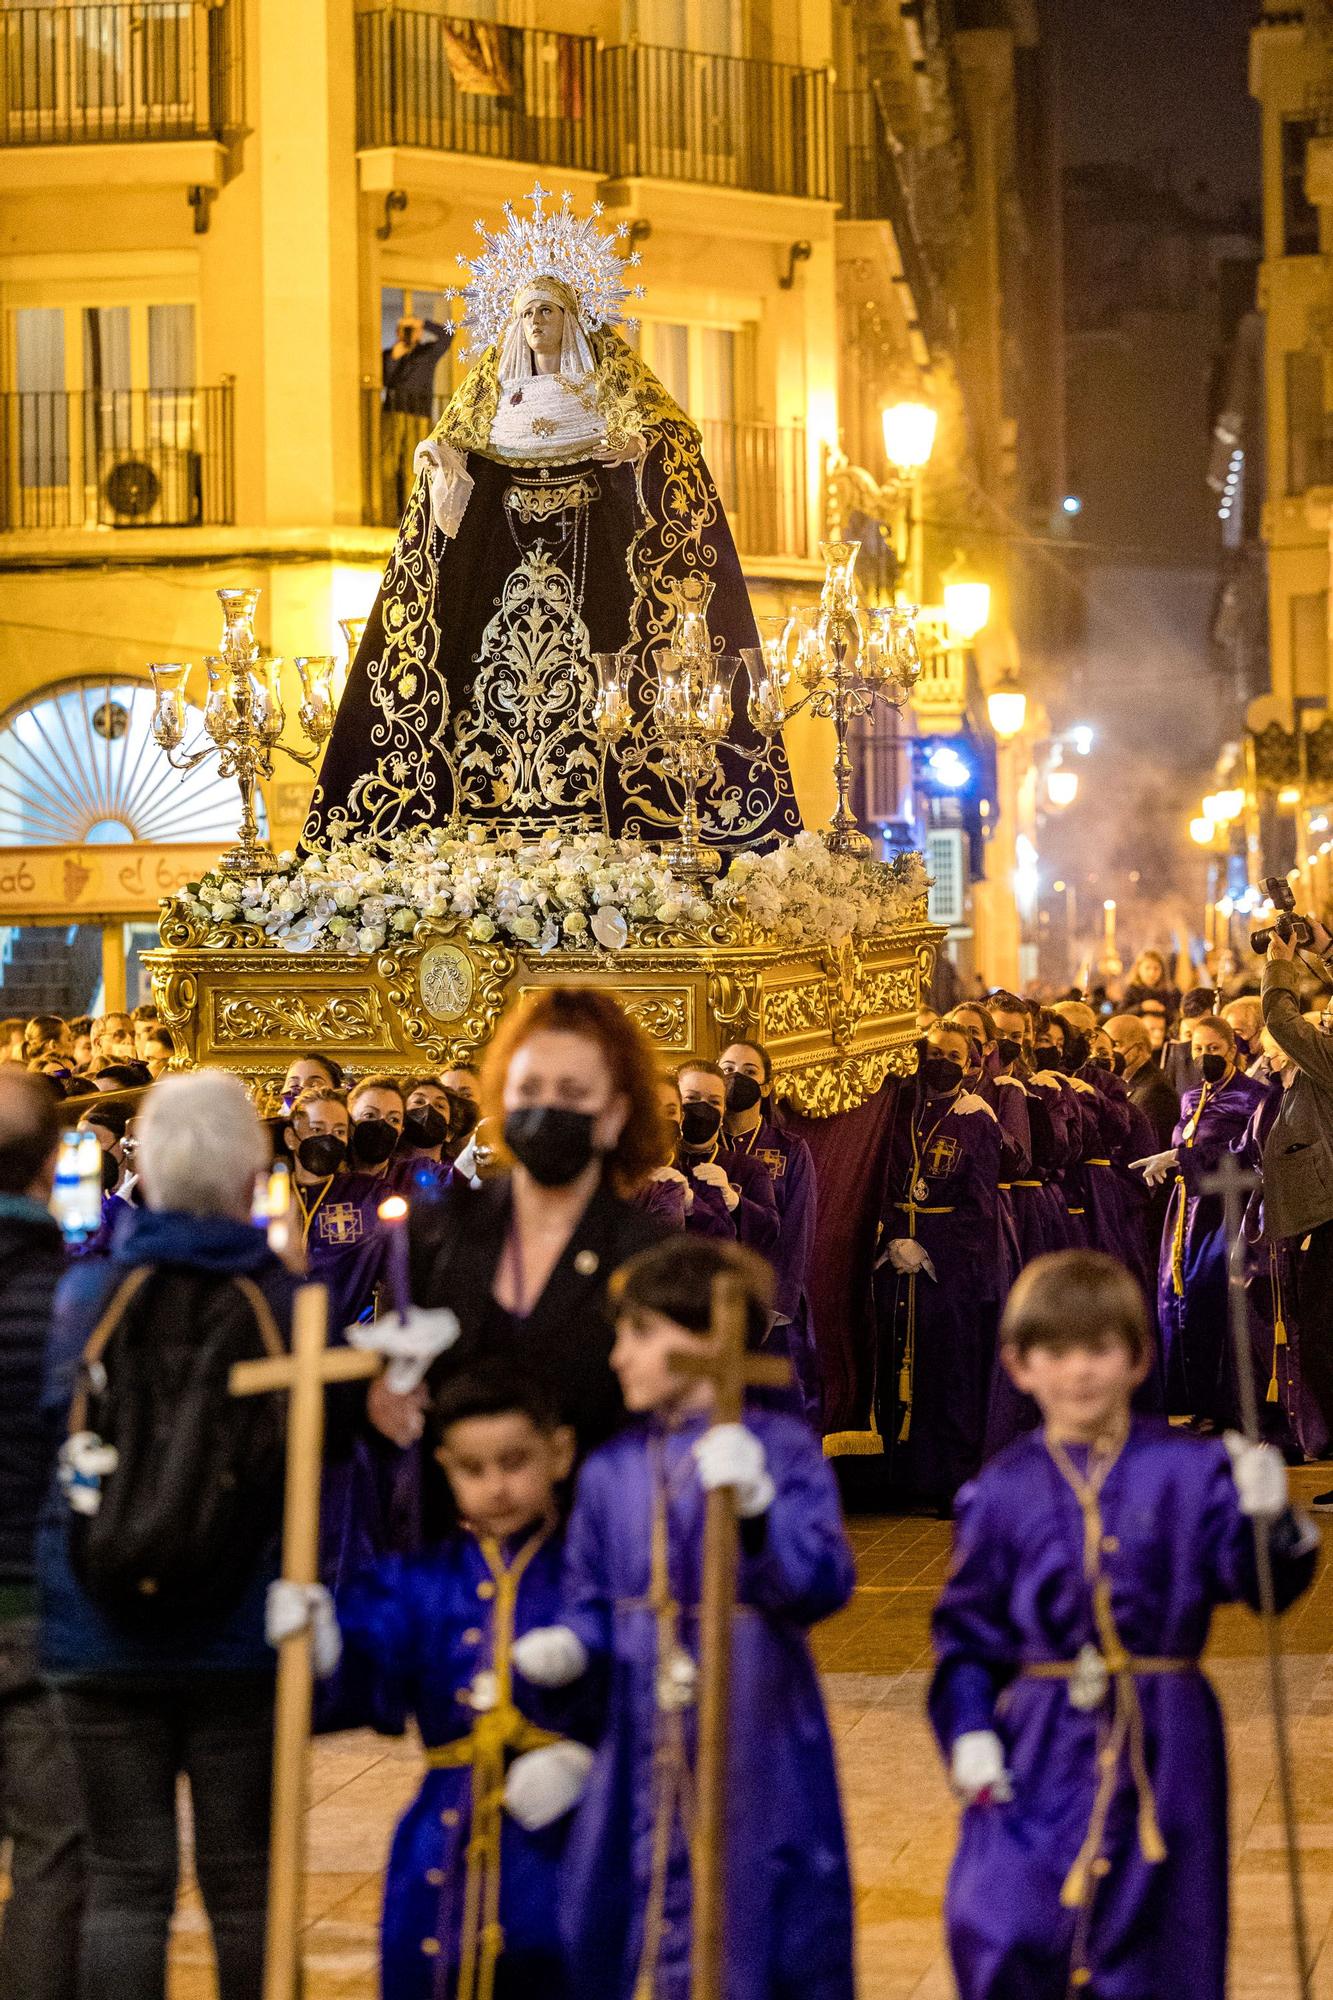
[639,321,744,421]
[378,286,455,408]
[1285,348,1327,494]
[1290,592,1329,703]
[1282,118,1319,258]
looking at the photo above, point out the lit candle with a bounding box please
[377,1193,411,1321]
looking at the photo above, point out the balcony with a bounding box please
[361,390,810,563]
[0,384,235,532]
[835,87,950,353]
[354,8,833,204]
[0,1,239,147]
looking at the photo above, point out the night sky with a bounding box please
[1056,0,1258,210]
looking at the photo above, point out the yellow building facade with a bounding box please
[0,0,1052,1010]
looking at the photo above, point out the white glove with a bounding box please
[511,1625,590,1688]
[265,1580,342,1679]
[58,1431,119,1517]
[692,1422,775,1519]
[880,1238,937,1279]
[692,1160,740,1212]
[347,1304,461,1394]
[1223,1433,1289,1522]
[1131,1149,1179,1188]
[453,1136,482,1187]
[504,1741,595,1831]
[950,1729,1013,1805]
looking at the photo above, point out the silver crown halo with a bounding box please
[449,182,646,351]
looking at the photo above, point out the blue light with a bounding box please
[1061,494,1083,516]
[927,744,972,791]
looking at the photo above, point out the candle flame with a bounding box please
[378,1195,409,1223]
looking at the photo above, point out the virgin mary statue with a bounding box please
[303,185,801,854]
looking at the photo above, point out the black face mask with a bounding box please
[351,1118,400,1167]
[724,1072,763,1115]
[1200,1052,1229,1085]
[445,1089,480,1145]
[679,1100,724,1151]
[996,1036,1024,1066]
[101,1152,121,1194]
[1089,1054,1113,1073]
[1064,1033,1090,1073]
[403,1105,448,1151]
[1111,1050,1126,1075]
[1034,1042,1063,1072]
[297,1133,346,1178]
[503,1105,599,1187]
[922,1056,964,1095]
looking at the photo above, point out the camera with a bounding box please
[1250,875,1317,956]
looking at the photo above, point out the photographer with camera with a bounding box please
[1259,891,1333,1458]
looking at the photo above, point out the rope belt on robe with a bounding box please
[890,1197,955,1444]
[1033,1434,1198,1913]
[1268,1242,1291,1406]
[1170,1081,1212,1299]
[633,1434,698,2000]
[421,1527,561,2000]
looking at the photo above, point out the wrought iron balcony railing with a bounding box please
[835,87,950,352]
[0,385,235,530]
[355,8,833,202]
[0,1,240,147]
[361,388,810,562]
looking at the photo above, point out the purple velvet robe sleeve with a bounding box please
[991,1078,1033,1179]
[636,1175,688,1231]
[728,1152,780,1255]
[561,1453,617,1663]
[770,1136,817,1322]
[738,1415,855,1625]
[1199,1446,1317,1612]
[928,1477,1020,1750]
[1177,1085,1263,1197]
[685,1174,737,1239]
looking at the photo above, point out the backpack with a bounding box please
[66,1264,287,1628]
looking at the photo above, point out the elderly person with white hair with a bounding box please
[35,1069,295,2000]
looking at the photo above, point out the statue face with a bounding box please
[521,295,565,358]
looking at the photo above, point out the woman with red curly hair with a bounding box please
[369,987,671,1460]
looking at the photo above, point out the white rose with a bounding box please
[358,924,386,952]
[510,915,540,944]
[391,907,416,933]
[563,911,589,938]
[469,915,497,942]
[333,886,359,912]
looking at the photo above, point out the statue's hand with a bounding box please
[593,435,645,470]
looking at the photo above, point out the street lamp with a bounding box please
[881,400,938,472]
[986,676,1028,740]
[1189,815,1216,846]
[1047,767,1079,809]
[943,577,992,643]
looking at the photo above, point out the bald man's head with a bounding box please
[0,1069,60,1198]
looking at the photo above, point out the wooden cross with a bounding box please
[671,1273,792,2000]
[230,1282,381,2000]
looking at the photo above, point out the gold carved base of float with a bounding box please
[145,905,941,1118]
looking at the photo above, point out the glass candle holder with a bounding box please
[591,651,632,742]
[147,663,190,750]
[294,656,336,744]
[203,657,237,744]
[217,586,260,666]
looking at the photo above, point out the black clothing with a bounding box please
[411,1174,668,1449]
[0,1203,66,1598]
[1161,1038,1201,1103]
[1122,979,1181,1018]
[0,1626,82,2000]
[1127,1060,1181,1154]
[59,1674,272,2000]
[381,321,451,417]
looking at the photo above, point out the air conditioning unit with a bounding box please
[100,448,202,528]
[926,827,966,928]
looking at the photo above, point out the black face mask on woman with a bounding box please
[724,1072,764,1115]
[445,1089,480,1145]
[403,1105,448,1152]
[350,1118,399,1167]
[679,1100,724,1151]
[1200,1052,1229,1085]
[922,1056,964,1096]
[297,1133,347,1178]
[996,1036,1024,1067]
[503,1106,598,1187]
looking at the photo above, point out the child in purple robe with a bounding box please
[511,1236,856,2000]
[931,1250,1317,2000]
[294,1365,597,2000]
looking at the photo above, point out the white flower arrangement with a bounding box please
[178,828,929,958]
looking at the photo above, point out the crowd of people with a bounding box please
[0,951,1323,2000]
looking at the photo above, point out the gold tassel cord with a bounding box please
[1268,1245,1288,1407]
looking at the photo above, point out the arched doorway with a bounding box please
[0,675,256,1016]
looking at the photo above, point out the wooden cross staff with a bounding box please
[672,1274,791,2000]
[230,1282,381,2000]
